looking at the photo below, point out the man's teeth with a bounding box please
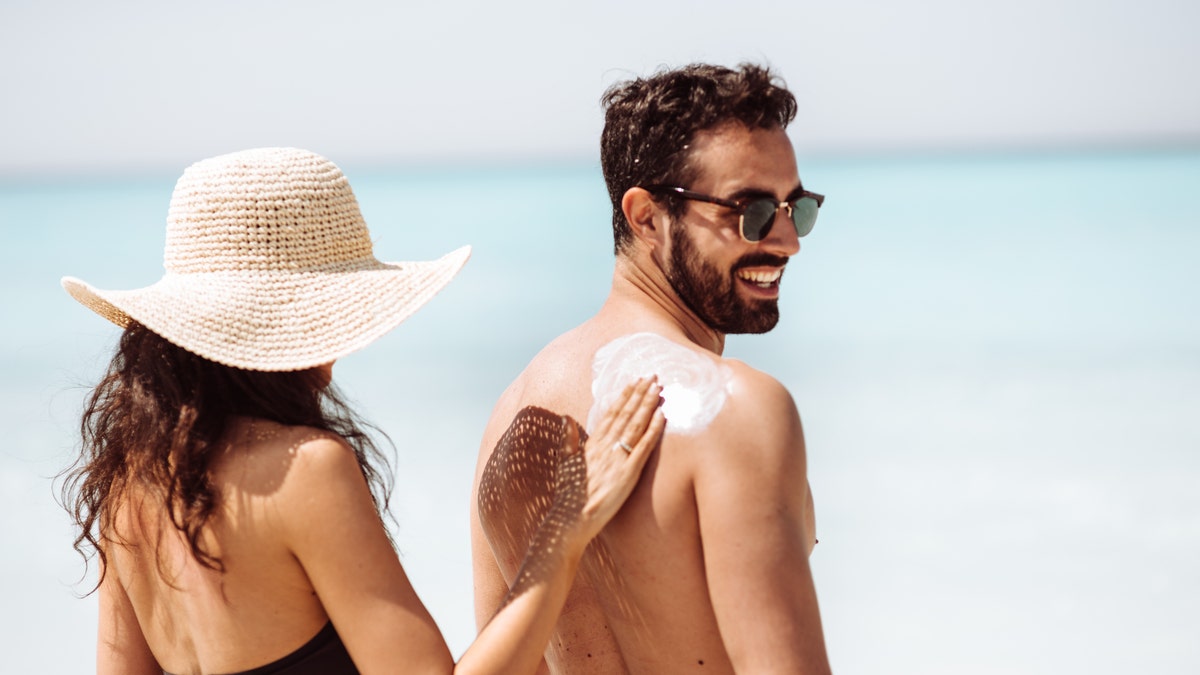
[738,269,783,286]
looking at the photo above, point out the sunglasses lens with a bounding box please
[741,199,778,242]
[792,197,819,238]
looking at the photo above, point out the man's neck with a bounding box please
[604,256,726,355]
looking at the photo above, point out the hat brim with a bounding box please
[62,245,470,371]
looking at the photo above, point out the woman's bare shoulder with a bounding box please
[214,420,359,500]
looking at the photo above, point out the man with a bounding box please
[470,63,831,674]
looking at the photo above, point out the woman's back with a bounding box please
[104,419,354,674]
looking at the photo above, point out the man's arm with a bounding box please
[693,366,831,674]
[469,482,552,675]
[469,371,557,675]
[470,417,513,633]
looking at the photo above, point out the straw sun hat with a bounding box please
[62,147,471,371]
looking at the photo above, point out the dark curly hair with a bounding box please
[600,63,798,253]
[60,322,393,590]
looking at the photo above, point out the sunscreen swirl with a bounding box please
[587,332,732,436]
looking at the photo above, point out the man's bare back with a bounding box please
[471,64,830,674]
[472,319,823,673]
[473,322,727,673]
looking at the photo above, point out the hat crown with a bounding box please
[164,148,375,274]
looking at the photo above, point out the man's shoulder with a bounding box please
[699,352,798,429]
[676,359,808,530]
[479,327,594,447]
[496,332,587,405]
[679,356,803,465]
[720,358,796,414]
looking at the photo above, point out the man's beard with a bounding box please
[664,220,785,335]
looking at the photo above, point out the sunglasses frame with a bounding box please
[642,184,825,242]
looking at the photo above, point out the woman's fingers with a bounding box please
[623,407,666,476]
[575,377,665,533]
[614,377,664,451]
[594,376,658,444]
[560,415,581,456]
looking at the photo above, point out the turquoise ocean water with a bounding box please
[2,150,1197,673]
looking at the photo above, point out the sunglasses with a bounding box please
[643,184,825,242]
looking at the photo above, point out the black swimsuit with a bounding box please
[163,622,358,675]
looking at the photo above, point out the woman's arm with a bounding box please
[96,555,160,675]
[282,377,664,675]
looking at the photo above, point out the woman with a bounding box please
[60,147,665,674]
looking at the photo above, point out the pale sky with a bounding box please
[1,0,1198,175]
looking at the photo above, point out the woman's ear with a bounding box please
[621,187,666,249]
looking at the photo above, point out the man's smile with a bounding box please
[736,266,784,287]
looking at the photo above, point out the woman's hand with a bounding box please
[561,376,665,542]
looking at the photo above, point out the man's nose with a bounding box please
[758,206,800,255]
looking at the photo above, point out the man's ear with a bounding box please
[621,187,666,249]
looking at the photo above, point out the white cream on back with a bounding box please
[587,332,732,436]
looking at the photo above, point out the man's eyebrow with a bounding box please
[726,183,805,202]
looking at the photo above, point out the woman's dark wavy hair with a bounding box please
[600,63,798,253]
[60,321,393,590]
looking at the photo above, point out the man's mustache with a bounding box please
[734,253,789,271]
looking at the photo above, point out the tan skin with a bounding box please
[471,123,830,674]
[96,372,666,675]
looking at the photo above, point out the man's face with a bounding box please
[661,123,803,334]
